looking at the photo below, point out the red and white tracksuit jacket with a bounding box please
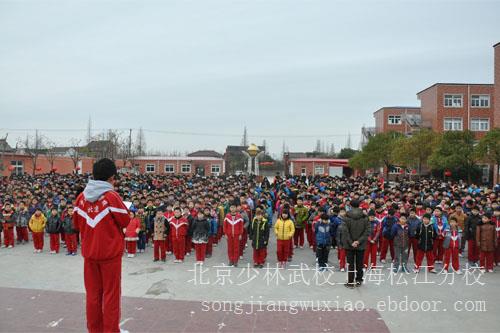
[224,213,243,262]
[169,216,188,260]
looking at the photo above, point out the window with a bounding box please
[211,164,221,174]
[471,95,490,108]
[387,115,402,125]
[145,164,155,173]
[389,166,403,174]
[314,165,324,175]
[181,164,191,173]
[301,167,307,175]
[10,160,23,175]
[164,164,174,173]
[443,117,463,131]
[470,118,489,131]
[444,94,463,107]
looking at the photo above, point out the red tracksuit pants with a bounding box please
[338,248,346,269]
[166,236,172,253]
[32,232,44,250]
[66,234,77,253]
[380,237,394,261]
[126,241,136,255]
[496,240,500,265]
[480,251,494,270]
[50,233,60,253]
[185,236,193,254]
[239,229,248,256]
[293,228,305,247]
[3,226,14,247]
[468,240,479,263]
[443,247,460,271]
[306,224,314,247]
[227,235,240,263]
[84,257,122,333]
[206,236,214,255]
[415,249,434,270]
[277,239,291,263]
[172,236,185,260]
[16,226,29,242]
[408,237,419,263]
[195,243,207,262]
[433,238,444,261]
[253,248,267,265]
[363,241,377,268]
[153,240,166,260]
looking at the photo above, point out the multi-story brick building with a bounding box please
[373,106,422,135]
[417,83,495,138]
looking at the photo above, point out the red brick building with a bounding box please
[495,42,500,129]
[1,153,94,177]
[286,158,351,177]
[130,156,225,176]
[373,107,421,135]
[417,83,495,138]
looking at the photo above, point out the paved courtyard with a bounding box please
[0,237,498,332]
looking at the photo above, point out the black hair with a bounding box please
[92,158,117,181]
[351,199,360,208]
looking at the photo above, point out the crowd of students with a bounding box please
[1,172,499,275]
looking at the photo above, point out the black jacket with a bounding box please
[249,217,270,250]
[190,218,210,244]
[464,214,481,241]
[416,223,436,252]
[343,208,370,250]
[46,215,61,234]
[61,215,76,234]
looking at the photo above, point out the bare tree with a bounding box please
[135,127,146,156]
[23,130,44,175]
[45,139,58,172]
[69,139,83,172]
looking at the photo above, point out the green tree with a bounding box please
[349,131,402,177]
[475,127,500,167]
[337,148,358,159]
[392,129,439,177]
[428,130,478,183]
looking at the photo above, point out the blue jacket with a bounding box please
[431,215,449,235]
[315,222,334,246]
[329,215,341,238]
[208,216,218,236]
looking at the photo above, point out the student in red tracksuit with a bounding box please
[170,207,189,263]
[443,217,462,273]
[1,203,15,248]
[364,211,380,269]
[124,212,140,258]
[163,205,174,254]
[73,158,130,333]
[414,214,437,273]
[224,203,244,267]
[153,209,169,262]
[46,208,61,254]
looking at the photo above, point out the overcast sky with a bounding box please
[1,0,499,156]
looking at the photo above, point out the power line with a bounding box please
[0,127,362,138]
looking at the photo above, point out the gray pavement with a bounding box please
[0,236,498,332]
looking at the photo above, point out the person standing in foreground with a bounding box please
[73,158,130,333]
[343,199,369,289]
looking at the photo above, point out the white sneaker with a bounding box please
[487,269,494,273]
[429,269,437,274]
[480,269,486,273]
[120,329,130,333]
[380,259,386,264]
[8,245,13,248]
[239,256,243,260]
[33,249,37,253]
[186,252,190,256]
[340,268,345,272]
[455,270,463,275]
[127,254,133,258]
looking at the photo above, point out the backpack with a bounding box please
[383,216,396,239]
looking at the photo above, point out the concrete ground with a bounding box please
[0,236,498,333]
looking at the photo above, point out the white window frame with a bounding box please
[387,115,402,125]
[10,160,23,175]
[470,118,489,132]
[211,164,221,174]
[470,95,490,108]
[181,164,191,173]
[164,164,175,173]
[145,164,155,173]
[443,117,463,131]
[314,165,324,175]
[444,94,463,108]
[301,167,307,175]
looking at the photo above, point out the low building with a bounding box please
[130,156,225,176]
[286,158,351,177]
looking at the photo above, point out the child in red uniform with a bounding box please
[414,214,437,273]
[170,207,189,263]
[191,211,210,264]
[153,209,169,262]
[364,211,380,269]
[73,158,130,333]
[476,213,496,273]
[224,202,244,267]
[46,207,61,254]
[61,206,78,255]
[124,211,140,258]
[0,203,15,248]
[442,217,462,273]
